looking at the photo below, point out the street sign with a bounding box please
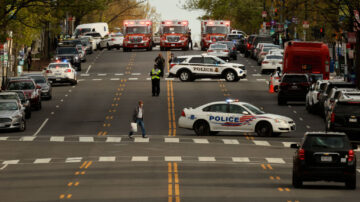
[262,11,267,18]
[302,21,309,29]
[348,32,356,44]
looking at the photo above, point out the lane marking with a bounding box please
[252,74,262,77]
[293,110,297,114]
[299,117,303,121]
[253,140,270,146]
[97,73,107,76]
[50,136,64,142]
[33,118,49,136]
[282,142,297,148]
[165,156,182,162]
[20,136,36,141]
[131,73,141,75]
[256,79,266,82]
[134,137,149,143]
[193,139,209,144]
[0,137,8,141]
[65,157,82,163]
[115,73,124,76]
[198,157,216,162]
[92,79,103,81]
[165,78,175,81]
[2,160,19,165]
[232,157,250,162]
[131,156,148,162]
[0,164,8,170]
[99,156,116,162]
[266,158,286,164]
[128,78,138,80]
[84,161,92,169]
[80,73,90,77]
[306,125,311,129]
[79,137,94,142]
[34,158,51,164]
[106,137,121,142]
[165,138,179,143]
[110,78,120,81]
[223,139,240,144]
[357,169,360,173]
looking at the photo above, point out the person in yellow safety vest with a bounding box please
[150,64,161,96]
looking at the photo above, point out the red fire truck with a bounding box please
[283,41,330,80]
[123,19,153,52]
[160,20,190,51]
[200,20,230,51]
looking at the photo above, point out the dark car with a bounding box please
[22,73,52,100]
[8,90,31,119]
[238,37,247,54]
[5,78,42,110]
[318,81,356,114]
[226,34,243,50]
[219,41,237,60]
[291,132,357,189]
[278,74,310,105]
[251,35,274,59]
[244,34,257,57]
[325,92,360,135]
[55,46,81,71]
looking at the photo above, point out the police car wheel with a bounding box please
[225,70,237,82]
[194,121,210,136]
[256,122,272,137]
[179,70,192,82]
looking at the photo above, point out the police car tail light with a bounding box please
[181,110,186,117]
[223,50,229,52]
[299,148,305,160]
[348,150,355,162]
[45,70,52,74]
[330,112,335,123]
[111,38,115,41]
[170,64,176,68]
[262,61,269,64]
[65,69,72,73]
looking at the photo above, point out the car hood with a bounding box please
[0,110,18,118]
[262,113,293,122]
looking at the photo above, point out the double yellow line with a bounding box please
[167,51,176,136]
[168,162,180,202]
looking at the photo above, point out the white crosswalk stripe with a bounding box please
[2,160,19,165]
[20,136,36,141]
[131,73,141,75]
[165,156,182,162]
[266,158,286,164]
[50,136,64,142]
[253,140,270,146]
[198,157,216,162]
[165,78,175,81]
[193,139,209,144]
[282,142,297,148]
[222,139,240,145]
[115,73,124,76]
[134,137,149,143]
[106,137,121,143]
[232,157,250,162]
[256,79,266,82]
[0,137,8,141]
[110,78,120,81]
[65,157,82,163]
[97,73,107,76]
[128,78,138,80]
[164,138,179,143]
[99,156,116,162]
[92,79,102,81]
[79,137,94,142]
[357,169,360,173]
[131,156,148,162]
[34,158,51,164]
[80,74,90,77]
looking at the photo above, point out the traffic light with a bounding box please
[274,8,278,17]
[320,27,325,38]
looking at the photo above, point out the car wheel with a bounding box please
[292,171,303,188]
[224,70,238,82]
[194,121,210,136]
[256,122,272,137]
[107,43,111,50]
[345,177,356,189]
[179,70,192,82]
[19,119,26,132]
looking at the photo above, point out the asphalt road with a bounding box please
[0,47,358,202]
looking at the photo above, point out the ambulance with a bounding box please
[200,20,230,51]
[123,20,153,52]
[159,20,190,51]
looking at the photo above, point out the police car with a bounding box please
[169,55,246,82]
[43,61,78,85]
[178,100,296,137]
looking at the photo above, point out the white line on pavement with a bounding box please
[50,136,64,142]
[131,73,141,75]
[222,139,240,145]
[2,160,19,165]
[128,78,138,80]
[115,73,124,76]
[193,139,209,144]
[293,110,297,114]
[164,138,179,143]
[299,117,303,121]
[97,73,107,76]
[146,78,151,80]
[79,137,94,142]
[266,158,286,164]
[165,78,175,81]
[253,140,270,146]
[252,74,262,77]
[99,156,116,162]
[65,157,82,163]
[165,156,182,162]
[198,157,216,162]
[85,65,92,74]
[33,118,49,137]
[0,164,8,170]
[34,158,51,164]
[80,74,90,77]
[306,125,311,129]
[92,79,103,81]
[134,137,149,143]
[232,157,250,162]
[106,137,121,143]
[0,137,8,141]
[110,78,120,81]
[357,169,360,173]
[282,142,297,148]
[256,79,266,82]
[131,156,148,162]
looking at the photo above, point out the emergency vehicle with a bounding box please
[43,61,77,85]
[123,20,153,52]
[201,20,230,51]
[178,100,296,137]
[160,20,190,51]
[283,41,330,80]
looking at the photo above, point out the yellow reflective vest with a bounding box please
[151,68,161,79]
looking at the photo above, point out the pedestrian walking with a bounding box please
[150,64,161,96]
[188,29,193,50]
[154,53,165,77]
[27,52,32,72]
[129,100,147,138]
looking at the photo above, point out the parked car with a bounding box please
[257,45,279,65]
[0,99,26,131]
[291,132,357,189]
[244,34,257,57]
[84,32,102,49]
[323,88,359,118]
[260,54,283,74]
[306,80,329,113]
[226,34,243,50]
[207,43,231,61]
[251,35,274,59]
[218,41,237,60]
[79,35,97,51]
[78,37,93,54]
[22,73,52,100]
[278,74,310,105]
[8,91,31,119]
[5,78,42,110]
[76,44,86,62]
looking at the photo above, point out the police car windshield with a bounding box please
[49,64,69,68]
[57,47,78,55]
[126,26,149,34]
[205,26,228,34]
[243,104,264,115]
[163,26,186,34]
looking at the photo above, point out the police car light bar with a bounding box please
[226,99,239,103]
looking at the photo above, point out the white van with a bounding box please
[73,23,109,38]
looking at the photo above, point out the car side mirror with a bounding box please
[352,144,358,150]
[290,143,299,149]
[242,111,249,115]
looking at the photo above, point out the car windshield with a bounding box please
[210,44,227,49]
[163,26,186,34]
[7,81,35,90]
[48,64,69,69]
[266,55,283,60]
[304,136,347,149]
[57,47,78,54]
[0,102,18,111]
[243,104,265,115]
[205,26,228,34]
[126,26,149,34]
[0,94,18,100]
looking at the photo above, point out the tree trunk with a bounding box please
[356,30,360,88]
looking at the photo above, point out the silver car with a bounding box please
[0,99,26,131]
[207,43,231,61]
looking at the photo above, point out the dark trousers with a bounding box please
[152,79,160,96]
